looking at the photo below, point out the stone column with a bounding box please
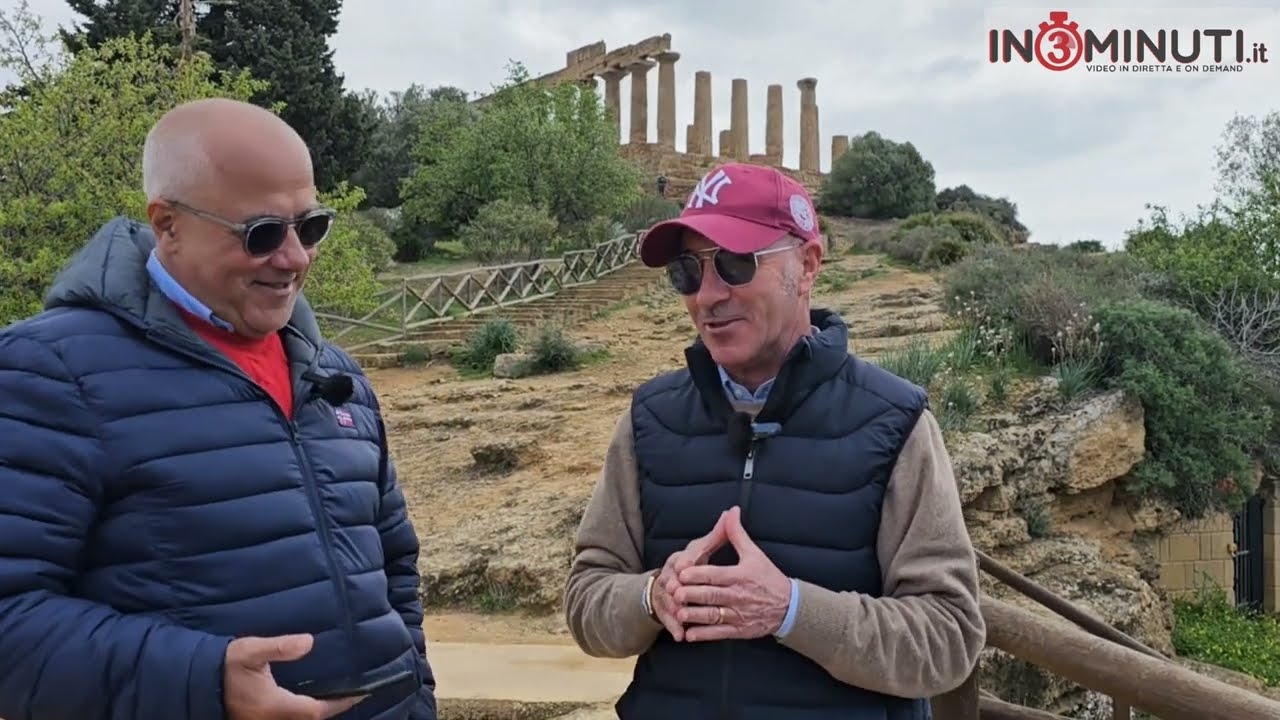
[797,77,818,172]
[655,51,679,150]
[718,129,731,158]
[601,67,627,142]
[765,83,783,164]
[730,78,748,160]
[686,123,696,153]
[628,59,655,145]
[832,134,849,165]
[693,70,712,155]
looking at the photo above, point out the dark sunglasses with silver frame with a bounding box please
[665,242,801,295]
[165,198,337,257]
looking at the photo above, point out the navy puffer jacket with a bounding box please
[0,217,436,720]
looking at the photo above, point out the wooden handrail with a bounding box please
[931,549,1280,719]
[982,597,1280,719]
[979,694,1070,719]
[975,549,1167,661]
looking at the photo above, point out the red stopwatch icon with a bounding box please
[1034,11,1085,71]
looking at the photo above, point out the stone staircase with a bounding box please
[351,262,664,368]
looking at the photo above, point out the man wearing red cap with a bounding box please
[564,162,984,719]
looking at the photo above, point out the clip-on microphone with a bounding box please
[303,370,354,405]
[727,411,783,458]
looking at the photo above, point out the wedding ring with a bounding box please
[716,606,725,624]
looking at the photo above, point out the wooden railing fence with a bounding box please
[930,549,1280,720]
[314,234,636,352]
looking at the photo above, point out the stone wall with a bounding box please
[619,143,826,204]
[1156,514,1236,601]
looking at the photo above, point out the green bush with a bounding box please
[1093,299,1270,516]
[941,245,1143,363]
[456,318,520,371]
[920,236,969,268]
[939,244,1273,518]
[860,225,968,269]
[457,199,559,263]
[617,195,681,233]
[895,210,1007,246]
[1066,239,1106,253]
[935,184,1029,243]
[526,323,582,374]
[305,183,385,321]
[1127,201,1280,299]
[1173,577,1280,686]
[345,210,397,273]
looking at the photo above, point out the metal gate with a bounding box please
[1234,493,1265,610]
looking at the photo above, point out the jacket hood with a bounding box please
[44,215,325,346]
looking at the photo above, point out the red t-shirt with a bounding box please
[179,310,294,419]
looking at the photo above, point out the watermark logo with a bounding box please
[988,9,1270,73]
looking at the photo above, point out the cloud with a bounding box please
[8,0,1279,248]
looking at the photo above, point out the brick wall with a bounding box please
[1156,513,1236,601]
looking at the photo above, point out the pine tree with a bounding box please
[61,0,371,190]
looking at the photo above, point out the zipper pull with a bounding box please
[742,445,756,480]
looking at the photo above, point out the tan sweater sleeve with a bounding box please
[562,407,662,658]
[777,408,986,698]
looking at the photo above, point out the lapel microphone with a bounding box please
[302,370,354,405]
[727,411,783,458]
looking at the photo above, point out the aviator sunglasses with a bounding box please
[665,243,800,295]
[166,199,337,257]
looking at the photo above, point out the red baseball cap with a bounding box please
[638,162,821,268]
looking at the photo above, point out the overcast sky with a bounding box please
[11,0,1279,248]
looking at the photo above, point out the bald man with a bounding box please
[0,99,437,720]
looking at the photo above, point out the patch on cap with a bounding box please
[789,194,815,234]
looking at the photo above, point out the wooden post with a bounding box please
[984,598,1280,720]
[930,670,979,720]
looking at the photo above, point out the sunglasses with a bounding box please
[665,243,800,295]
[166,199,336,257]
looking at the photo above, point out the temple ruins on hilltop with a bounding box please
[481,34,848,197]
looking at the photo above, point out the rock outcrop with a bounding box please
[952,376,1180,715]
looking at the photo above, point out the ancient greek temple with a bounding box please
[514,34,848,174]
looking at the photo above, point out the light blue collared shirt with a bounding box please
[146,249,235,331]
[717,365,800,639]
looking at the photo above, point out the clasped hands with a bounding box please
[648,505,792,642]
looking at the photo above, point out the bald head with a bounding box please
[142,98,313,202]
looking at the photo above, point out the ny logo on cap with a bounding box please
[687,169,732,209]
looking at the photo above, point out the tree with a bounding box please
[0,4,378,327]
[1215,110,1280,204]
[60,0,178,54]
[350,84,473,209]
[398,62,640,253]
[59,0,371,191]
[818,131,936,219]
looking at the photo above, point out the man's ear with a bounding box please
[797,239,824,293]
[146,199,178,251]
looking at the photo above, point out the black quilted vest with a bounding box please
[618,309,931,720]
